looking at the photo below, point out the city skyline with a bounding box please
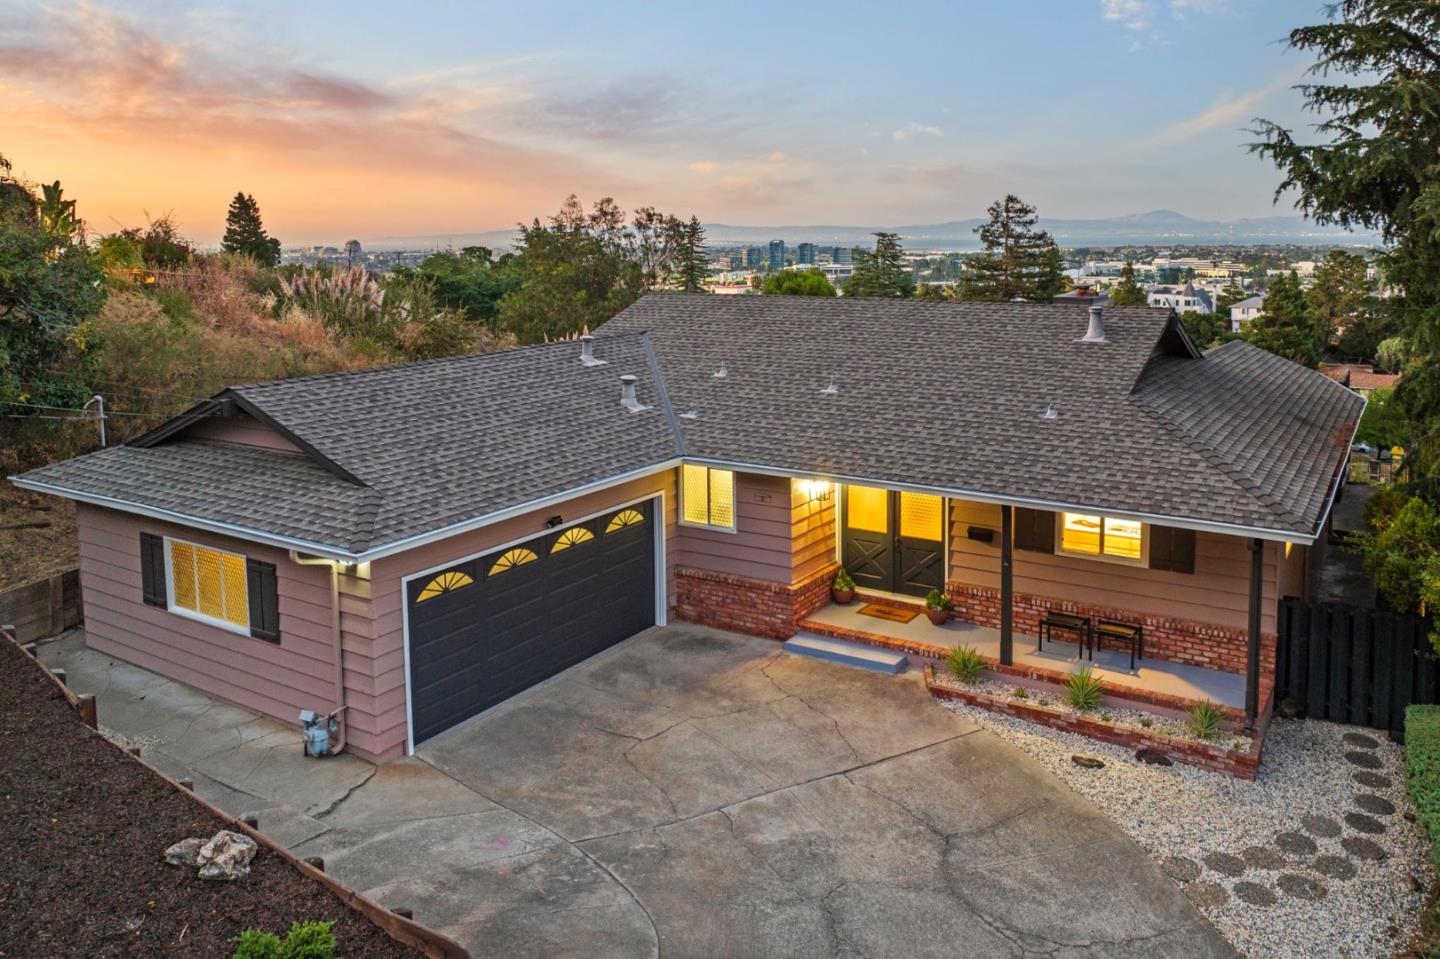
[3,0,1328,244]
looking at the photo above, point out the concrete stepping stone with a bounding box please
[1203,851,1247,877]
[1345,812,1386,835]
[1301,814,1342,838]
[1233,881,1278,906]
[1345,750,1384,770]
[1241,845,1286,870]
[1161,856,1201,883]
[1186,881,1230,908]
[1353,771,1391,789]
[1355,794,1396,816]
[1277,873,1327,900]
[1313,855,1358,880]
[1275,831,1318,856]
[1343,732,1381,749]
[1341,836,1386,861]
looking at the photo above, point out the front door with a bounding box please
[841,486,946,597]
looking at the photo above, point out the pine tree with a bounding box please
[957,195,1055,302]
[1033,244,1068,303]
[844,232,913,298]
[1243,271,1320,366]
[1214,280,1248,316]
[221,192,281,268]
[1108,262,1148,307]
[669,216,709,293]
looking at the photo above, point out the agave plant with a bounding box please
[1063,665,1105,712]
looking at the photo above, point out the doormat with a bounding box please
[858,603,919,624]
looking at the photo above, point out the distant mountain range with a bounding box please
[357,209,1379,253]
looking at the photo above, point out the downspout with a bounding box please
[1245,538,1263,728]
[289,551,347,755]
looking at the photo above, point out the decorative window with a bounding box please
[166,538,250,631]
[416,570,473,602]
[1057,512,1146,565]
[489,548,538,575]
[899,492,944,542]
[605,509,646,533]
[552,526,595,552]
[680,464,735,531]
[847,485,889,533]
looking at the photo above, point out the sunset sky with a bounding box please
[1,0,1325,246]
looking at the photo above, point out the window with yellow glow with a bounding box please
[167,538,249,630]
[1058,513,1145,563]
[899,492,944,541]
[605,509,646,532]
[489,548,538,575]
[552,526,595,552]
[680,464,735,530]
[417,570,473,602]
[847,485,889,533]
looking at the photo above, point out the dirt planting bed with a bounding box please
[0,635,419,958]
[0,482,77,591]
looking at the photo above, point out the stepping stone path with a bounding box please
[1203,852,1247,877]
[1312,854,1358,880]
[1233,881,1278,906]
[1354,771,1391,789]
[1161,856,1201,883]
[1275,831,1318,856]
[1343,732,1381,749]
[1241,845,1286,870]
[1345,750,1384,770]
[1342,836,1386,861]
[1301,814,1342,838]
[1344,812,1386,835]
[1186,882,1230,908]
[1277,873,1327,901]
[1355,794,1396,816]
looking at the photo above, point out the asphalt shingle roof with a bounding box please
[15,295,1362,556]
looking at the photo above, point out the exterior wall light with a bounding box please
[798,479,832,503]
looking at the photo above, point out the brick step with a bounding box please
[782,635,909,675]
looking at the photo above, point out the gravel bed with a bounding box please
[941,697,1433,959]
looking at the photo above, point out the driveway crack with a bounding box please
[312,768,377,820]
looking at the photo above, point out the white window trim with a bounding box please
[1054,512,1149,568]
[678,465,737,534]
[164,535,251,636]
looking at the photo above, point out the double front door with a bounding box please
[841,486,946,597]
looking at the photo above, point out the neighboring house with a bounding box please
[1147,282,1213,315]
[1229,294,1265,332]
[1346,368,1402,396]
[11,296,1362,761]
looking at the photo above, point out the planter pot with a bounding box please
[925,608,951,626]
[831,588,855,604]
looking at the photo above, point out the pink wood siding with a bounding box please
[673,472,794,582]
[791,480,837,580]
[368,472,676,759]
[184,414,303,454]
[947,499,1298,633]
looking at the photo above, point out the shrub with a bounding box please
[924,588,953,612]
[1407,705,1440,869]
[1187,700,1223,740]
[832,568,855,591]
[1063,665,1104,712]
[945,645,985,685]
[1011,687,1029,700]
[232,921,336,959]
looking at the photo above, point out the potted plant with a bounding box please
[924,588,953,625]
[831,569,856,604]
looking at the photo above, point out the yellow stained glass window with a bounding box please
[168,538,249,629]
[1059,513,1144,562]
[1060,513,1102,555]
[552,526,594,552]
[1103,517,1143,560]
[680,465,734,529]
[416,570,473,602]
[606,509,646,533]
[899,492,944,541]
[708,469,734,528]
[489,548,538,575]
[847,485,889,533]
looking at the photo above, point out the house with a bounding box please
[10,296,1362,762]
[1229,294,1265,332]
[1347,369,1402,396]
[1147,282,1213,315]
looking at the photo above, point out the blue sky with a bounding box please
[0,0,1330,242]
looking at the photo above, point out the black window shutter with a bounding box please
[140,533,167,607]
[1013,507,1055,553]
[246,559,281,643]
[1149,525,1196,574]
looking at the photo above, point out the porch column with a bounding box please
[1245,537,1263,726]
[1000,505,1014,666]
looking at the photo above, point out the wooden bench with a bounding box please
[1095,619,1144,671]
[1038,611,1092,660]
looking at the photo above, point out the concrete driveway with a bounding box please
[41,625,1232,958]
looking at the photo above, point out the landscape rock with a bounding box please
[1233,881,1278,906]
[1071,755,1105,769]
[163,837,206,867]
[1134,747,1173,766]
[1355,794,1397,816]
[1277,873,1326,901]
[195,830,258,882]
[1277,696,1300,719]
[1161,856,1201,883]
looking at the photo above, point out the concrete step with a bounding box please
[783,634,909,675]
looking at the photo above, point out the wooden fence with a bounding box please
[0,569,82,643]
[1275,597,1438,742]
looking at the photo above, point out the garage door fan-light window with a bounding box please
[681,464,735,530]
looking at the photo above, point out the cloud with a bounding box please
[1100,0,1154,32]
[765,150,786,164]
[688,160,715,173]
[1100,0,1230,50]
[1169,0,1231,17]
[891,122,944,142]
[1145,70,1300,146]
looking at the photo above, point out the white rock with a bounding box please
[195,829,258,881]
[163,836,206,867]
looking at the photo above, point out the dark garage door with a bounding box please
[406,499,657,745]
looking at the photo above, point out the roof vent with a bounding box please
[820,375,839,396]
[1079,305,1106,343]
[713,362,728,379]
[579,334,606,367]
[1042,404,1060,420]
[620,374,650,413]
[680,408,699,419]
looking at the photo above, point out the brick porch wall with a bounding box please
[674,563,838,639]
[946,582,1276,678]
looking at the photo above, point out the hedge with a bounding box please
[1406,704,1440,868]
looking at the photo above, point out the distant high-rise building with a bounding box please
[832,246,854,265]
[344,239,362,267]
[768,239,786,271]
[745,246,766,269]
[797,242,817,265]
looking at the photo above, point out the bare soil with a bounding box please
[0,481,78,591]
[0,636,420,959]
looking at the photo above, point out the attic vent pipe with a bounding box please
[620,374,650,412]
[1079,305,1105,343]
[579,334,606,367]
